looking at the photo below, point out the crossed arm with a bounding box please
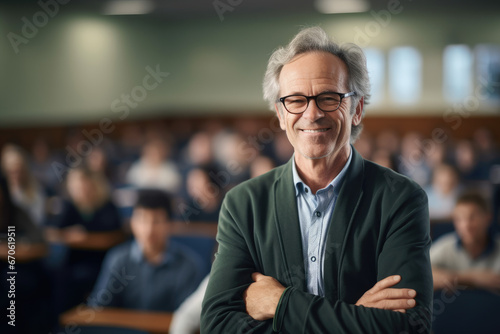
[244,272,417,321]
[202,227,431,333]
[201,186,432,333]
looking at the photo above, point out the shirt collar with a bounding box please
[292,147,352,197]
[130,238,176,265]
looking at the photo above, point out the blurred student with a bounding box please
[126,138,181,193]
[454,139,487,181]
[1,144,47,226]
[89,189,205,311]
[473,127,498,167]
[431,192,500,292]
[179,167,222,223]
[375,130,400,157]
[397,132,432,187]
[212,131,251,188]
[0,175,47,260]
[426,164,461,221]
[0,175,51,333]
[46,167,124,312]
[182,131,215,170]
[371,148,395,170]
[85,146,116,186]
[425,142,448,170]
[30,138,61,195]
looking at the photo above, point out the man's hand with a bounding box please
[355,275,417,313]
[243,272,286,321]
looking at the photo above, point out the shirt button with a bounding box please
[305,188,309,193]
[315,211,321,217]
[311,256,316,262]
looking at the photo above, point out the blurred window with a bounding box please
[443,45,473,103]
[389,46,422,105]
[475,44,500,103]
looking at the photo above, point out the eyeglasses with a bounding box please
[278,91,357,114]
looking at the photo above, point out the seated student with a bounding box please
[178,167,222,223]
[0,174,51,334]
[431,192,500,292]
[1,144,47,226]
[426,164,461,221]
[46,167,124,313]
[88,189,205,311]
[126,138,181,193]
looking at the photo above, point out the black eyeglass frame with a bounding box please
[278,91,357,114]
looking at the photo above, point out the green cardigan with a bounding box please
[201,148,433,333]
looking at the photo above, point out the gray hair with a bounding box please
[263,26,371,142]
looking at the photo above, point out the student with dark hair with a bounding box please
[431,192,500,292]
[88,189,205,311]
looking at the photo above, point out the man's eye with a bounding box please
[321,95,340,102]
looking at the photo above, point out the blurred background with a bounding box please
[0,0,499,333]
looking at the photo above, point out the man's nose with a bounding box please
[302,99,325,122]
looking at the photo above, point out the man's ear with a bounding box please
[352,97,364,126]
[275,104,286,131]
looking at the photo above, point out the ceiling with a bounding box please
[3,0,500,19]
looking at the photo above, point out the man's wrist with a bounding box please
[269,286,287,317]
[273,286,292,332]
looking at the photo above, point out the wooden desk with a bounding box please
[60,306,172,334]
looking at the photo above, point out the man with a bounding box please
[431,192,500,292]
[88,189,205,311]
[201,27,432,333]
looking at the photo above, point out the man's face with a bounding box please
[131,207,171,254]
[276,51,362,161]
[453,203,490,246]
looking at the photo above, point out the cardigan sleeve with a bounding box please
[200,196,274,333]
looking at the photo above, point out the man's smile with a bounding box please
[300,128,331,133]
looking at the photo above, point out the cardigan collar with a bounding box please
[273,146,365,298]
[292,150,352,197]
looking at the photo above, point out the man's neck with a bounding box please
[295,145,350,194]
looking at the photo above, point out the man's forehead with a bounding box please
[279,51,349,90]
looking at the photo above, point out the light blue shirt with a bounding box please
[292,150,352,297]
